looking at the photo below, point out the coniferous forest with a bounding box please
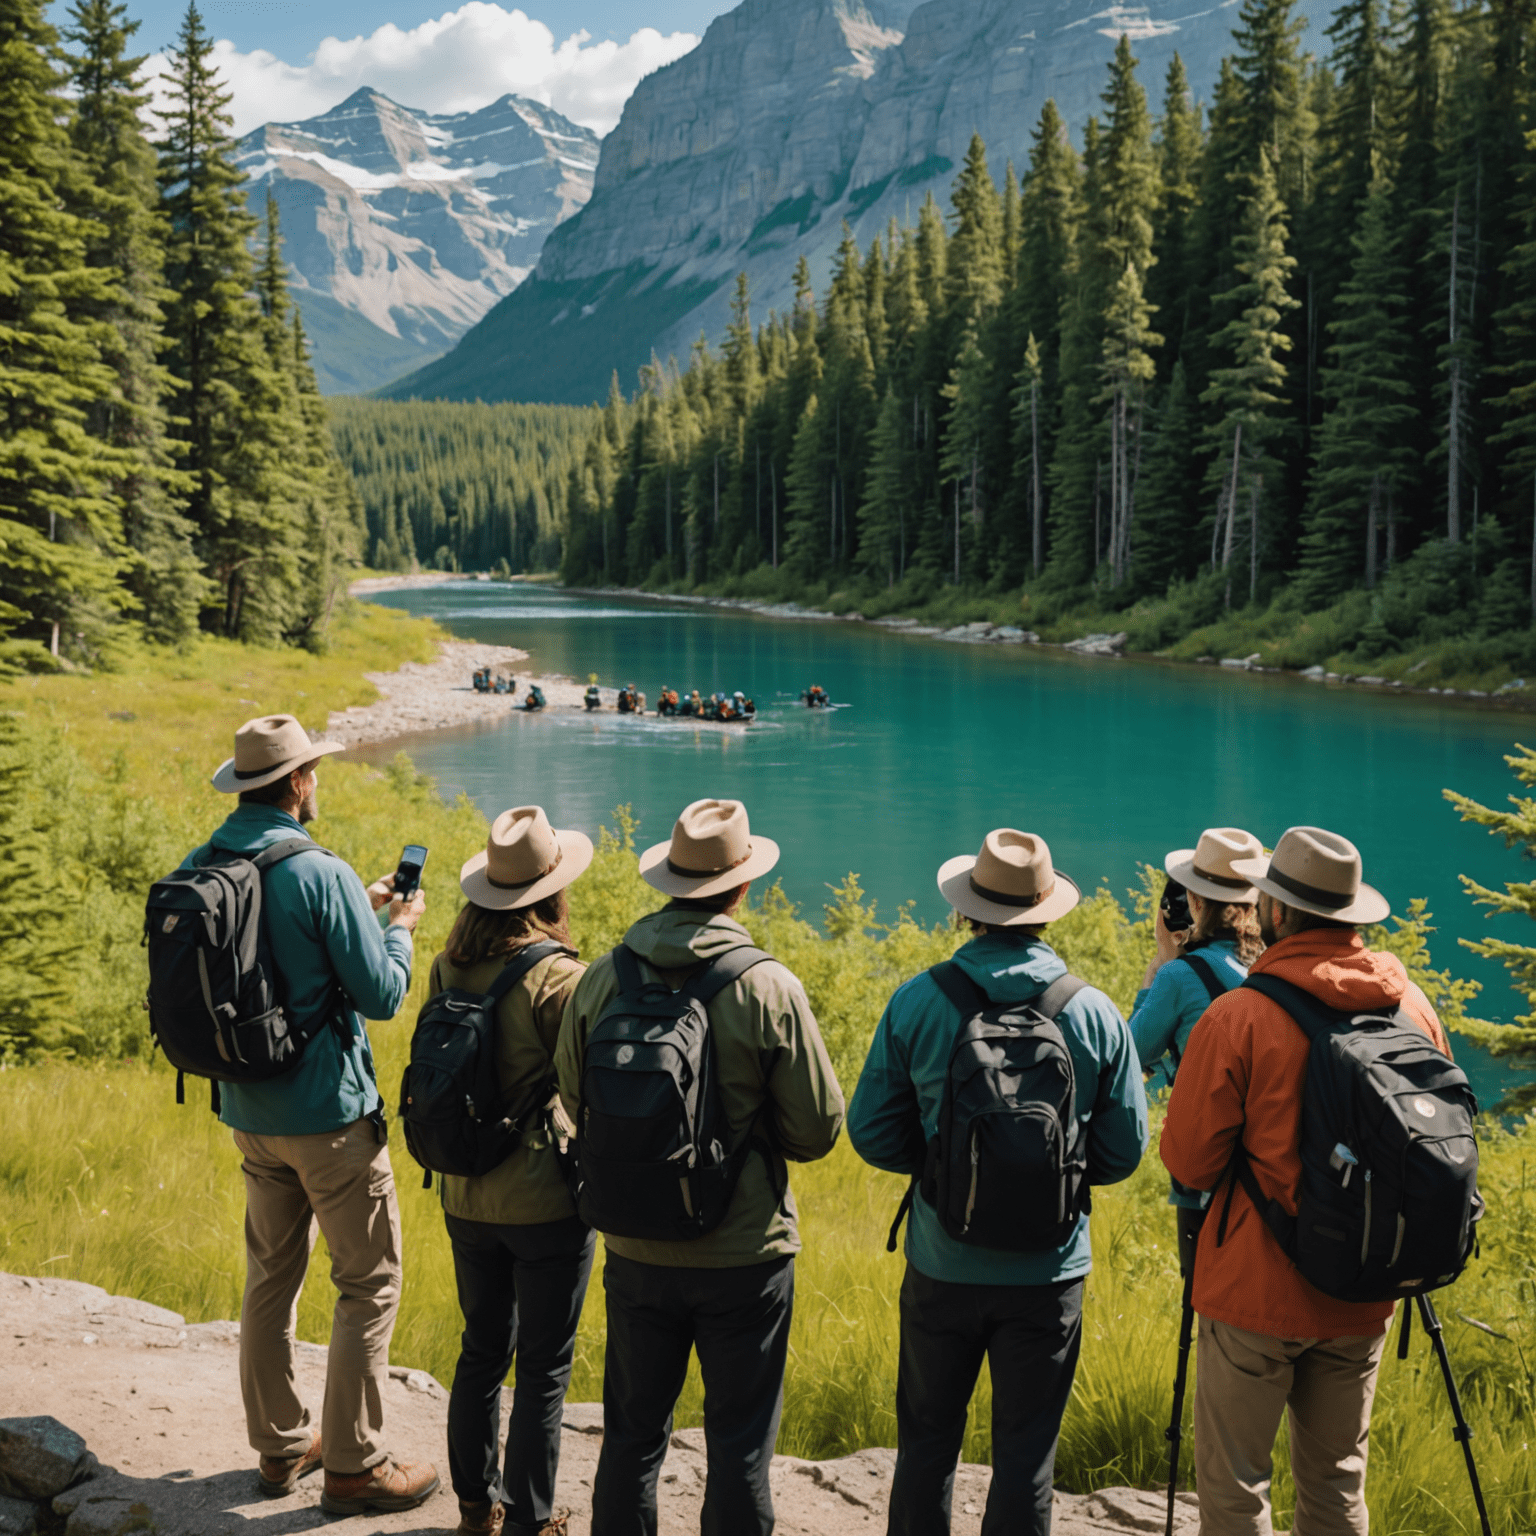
[558,0,1536,670]
[1,0,362,668]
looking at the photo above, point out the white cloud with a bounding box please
[144,4,699,137]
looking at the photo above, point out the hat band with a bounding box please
[969,873,1054,909]
[1193,862,1253,891]
[487,845,562,891]
[667,846,753,880]
[1266,863,1354,911]
[233,757,302,781]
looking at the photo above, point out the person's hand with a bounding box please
[1142,906,1190,987]
[367,873,397,912]
[388,888,426,933]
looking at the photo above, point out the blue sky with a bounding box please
[109,0,733,58]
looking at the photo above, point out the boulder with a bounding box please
[1063,632,1127,657]
[0,1418,90,1500]
[0,1494,37,1536]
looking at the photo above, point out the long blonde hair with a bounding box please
[1189,892,1264,967]
[444,888,573,966]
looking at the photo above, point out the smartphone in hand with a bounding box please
[393,844,429,901]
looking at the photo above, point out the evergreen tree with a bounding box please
[1149,54,1205,368]
[64,0,204,645]
[946,133,1006,332]
[857,389,908,584]
[1010,333,1047,575]
[0,0,131,667]
[1132,360,1201,590]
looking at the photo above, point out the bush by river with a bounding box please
[2,604,1533,1530]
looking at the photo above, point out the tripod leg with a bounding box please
[1166,1273,1196,1536]
[1415,1294,1493,1536]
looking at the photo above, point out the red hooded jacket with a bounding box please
[1160,929,1451,1339]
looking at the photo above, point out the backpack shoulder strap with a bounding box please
[687,946,774,1005]
[928,959,988,1017]
[612,944,645,995]
[485,940,579,1005]
[1240,972,1346,1041]
[1181,951,1230,1005]
[1034,972,1088,1020]
[249,837,336,872]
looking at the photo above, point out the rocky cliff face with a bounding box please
[385,0,1336,405]
[239,89,599,393]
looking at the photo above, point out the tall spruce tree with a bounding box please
[1149,54,1205,368]
[0,0,132,667]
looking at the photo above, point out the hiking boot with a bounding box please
[457,1499,505,1534]
[320,1457,440,1515]
[256,1432,322,1496]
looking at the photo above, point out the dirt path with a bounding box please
[2,1272,1195,1535]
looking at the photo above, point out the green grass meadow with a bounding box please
[3,602,1535,1532]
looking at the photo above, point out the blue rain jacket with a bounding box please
[180,804,413,1136]
[847,933,1148,1286]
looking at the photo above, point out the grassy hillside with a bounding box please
[1,612,1533,1531]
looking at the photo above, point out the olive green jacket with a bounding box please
[435,945,586,1227]
[555,907,845,1268]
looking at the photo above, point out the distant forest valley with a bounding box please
[4,0,1536,695]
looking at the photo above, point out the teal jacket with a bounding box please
[180,805,414,1136]
[847,933,1148,1287]
[1129,940,1247,1209]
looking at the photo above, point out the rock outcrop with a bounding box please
[239,89,598,393]
[386,0,1338,406]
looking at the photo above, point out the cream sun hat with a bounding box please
[459,806,594,911]
[1231,825,1390,925]
[638,799,780,898]
[937,829,1081,927]
[211,713,345,794]
[1164,827,1263,904]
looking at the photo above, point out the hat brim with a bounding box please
[459,829,595,911]
[1164,850,1259,905]
[937,854,1081,927]
[211,739,346,793]
[1230,856,1391,925]
[638,835,780,897]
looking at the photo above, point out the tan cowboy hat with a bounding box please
[211,713,345,793]
[1231,825,1390,925]
[459,806,594,910]
[1165,827,1262,905]
[638,799,780,897]
[938,829,1081,927]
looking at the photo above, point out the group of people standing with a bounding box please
[187,711,1455,1536]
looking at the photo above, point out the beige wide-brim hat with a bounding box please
[1232,825,1390,925]
[1165,827,1263,904]
[459,805,594,911]
[638,798,780,897]
[211,713,346,793]
[938,829,1081,927]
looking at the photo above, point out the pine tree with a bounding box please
[0,0,132,667]
[946,133,1005,333]
[1099,261,1162,586]
[1298,175,1417,603]
[1149,54,1204,368]
[857,389,908,584]
[64,0,204,645]
[939,327,991,581]
[1201,148,1300,604]
[1011,333,1046,575]
[1132,360,1201,591]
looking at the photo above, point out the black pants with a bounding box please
[591,1252,794,1536]
[889,1265,1084,1536]
[445,1212,595,1535]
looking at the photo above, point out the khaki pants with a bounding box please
[233,1117,402,1474]
[1193,1316,1386,1536]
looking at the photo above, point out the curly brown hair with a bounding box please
[444,888,574,966]
[1189,892,1265,967]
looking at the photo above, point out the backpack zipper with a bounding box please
[1362,1170,1373,1265]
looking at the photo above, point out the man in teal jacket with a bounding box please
[848,829,1148,1536]
[184,714,438,1517]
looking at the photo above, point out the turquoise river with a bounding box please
[358,581,1534,1108]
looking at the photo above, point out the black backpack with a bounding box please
[890,965,1093,1253]
[144,839,345,1109]
[1218,973,1483,1302]
[399,939,577,1187]
[575,943,775,1241]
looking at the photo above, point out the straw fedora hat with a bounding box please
[638,799,780,898]
[938,829,1081,927]
[1231,825,1389,925]
[459,806,594,911]
[211,713,345,794]
[1164,827,1263,905]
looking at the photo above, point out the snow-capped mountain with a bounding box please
[238,88,600,393]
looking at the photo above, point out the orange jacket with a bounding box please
[1160,929,1450,1339]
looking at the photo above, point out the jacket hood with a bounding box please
[622,907,756,970]
[1250,929,1408,1011]
[209,804,307,853]
[950,934,1067,1001]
